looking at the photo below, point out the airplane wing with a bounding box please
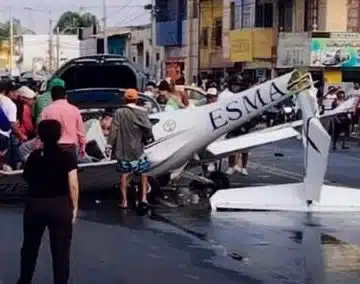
[206,97,357,157]
[206,126,300,157]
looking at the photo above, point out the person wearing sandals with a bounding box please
[107,89,153,209]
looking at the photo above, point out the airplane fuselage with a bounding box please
[146,71,301,177]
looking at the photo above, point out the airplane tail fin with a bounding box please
[303,117,331,202]
[297,90,331,202]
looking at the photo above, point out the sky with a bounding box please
[0,0,151,34]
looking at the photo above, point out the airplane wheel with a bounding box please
[209,171,230,192]
[157,174,171,187]
[147,176,162,204]
[189,180,205,191]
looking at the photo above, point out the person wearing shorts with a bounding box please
[108,89,153,209]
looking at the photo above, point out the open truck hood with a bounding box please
[66,88,161,114]
[43,55,147,91]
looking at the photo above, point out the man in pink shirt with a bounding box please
[40,86,86,159]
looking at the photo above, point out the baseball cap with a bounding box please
[125,88,138,100]
[206,87,218,96]
[18,86,36,99]
[47,78,65,90]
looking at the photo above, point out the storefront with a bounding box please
[311,32,360,84]
[164,47,186,84]
[276,32,311,74]
[165,61,185,84]
[230,28,276,83]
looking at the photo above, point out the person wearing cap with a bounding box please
[40,85,86,160]
[144,81,158,99]
[5,86,38,169]
[206,87,218,104]
[32,78,65,125]
[18,86,36,139]
[108,88,153,209]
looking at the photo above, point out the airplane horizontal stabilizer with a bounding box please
[210,183,360,212]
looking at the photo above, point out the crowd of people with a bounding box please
[3,72,360,284]
[321,83,360,150]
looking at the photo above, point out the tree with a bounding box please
[0,19,24,47]
[54,11,98,35]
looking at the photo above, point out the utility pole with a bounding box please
[151,0,157,82]
[103,0,108,53]
[56,27,60,69]
[145,2,158,81]
[9,7,13,74]
[48,9,53,72]
[188,0,194,84]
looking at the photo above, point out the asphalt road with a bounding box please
[1,139,360,284]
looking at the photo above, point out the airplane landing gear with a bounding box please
[189,171,230,198]
[208,171,230,191]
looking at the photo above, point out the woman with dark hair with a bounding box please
[18,119,79,284]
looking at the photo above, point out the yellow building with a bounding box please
[199,0,233,76]
[0,41,10,69]
[228,28,277,78]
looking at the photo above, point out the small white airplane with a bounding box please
[1,70,359,212]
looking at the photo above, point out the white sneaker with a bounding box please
[2,164,12,171]
[241,168,248,176]
[226,167,235,175]
[207,163,216,172]
[234,165,242,173]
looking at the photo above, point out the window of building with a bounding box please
[132,57,136,62]
[156,53,160,61]
[278,0,293,32]
[145,51,150,67]
[215,18,222,47]
[193,0,198,18]
[304,0,319,31]
[347,0,359,32]
[255,0,273,28]
[230,2,236,30]
[241,0,251,28]
[200,27,209,47]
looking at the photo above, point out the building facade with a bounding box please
[225,0,277,82]
[156,0,199,84]
[129,25,165,80]
[276,0,358,87]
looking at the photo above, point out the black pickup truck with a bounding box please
[40,54,160,114]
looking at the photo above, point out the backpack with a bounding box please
[0,100,11,132]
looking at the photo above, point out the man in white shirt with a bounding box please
[0,82,19,169]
